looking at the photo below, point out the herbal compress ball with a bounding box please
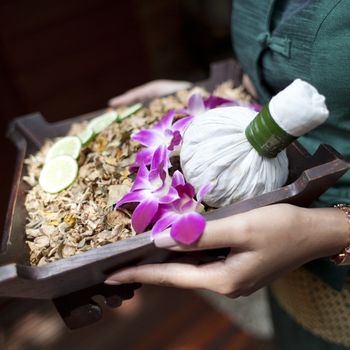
[180,79,329,207]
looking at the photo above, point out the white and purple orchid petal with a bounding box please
[160,166,168,182]
[149,169,168,192]
[204,96,239,109]
[131,148,155,170]
[171,170,185,187]
[173,107,188,115]
[131,164,151,191]
[159,185,179,204]
[249,103,262,112]
[115,190,148,208]
[148,168,161,186]
[170,212,206,245]
[151,211,179,237]
[131,198,159,233]
[164,129,173,138]
[196,182,212,203]
[172,116,193,133]
[188,94,206,116]
[155,110,176,131]
[151,203,170,225]
[180,197,196,212]
[168,130,182,151]
[151,145,169,173]
[171,183,196,212]
[176,183,196,200]
[131,129,160,147]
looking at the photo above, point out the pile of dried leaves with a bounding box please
[23,82,253,266]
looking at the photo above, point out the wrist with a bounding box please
[302,207,350,259]
[330,205,350,265]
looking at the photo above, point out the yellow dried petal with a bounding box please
[120,169,129,179]
[115,148,123,162]
[49,220,60,226]
[105,158,117,166]
[64,214,76,226]
[95,136,108,153]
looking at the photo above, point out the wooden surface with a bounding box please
[1,59,349,329]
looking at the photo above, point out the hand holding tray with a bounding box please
[1,59,349,329]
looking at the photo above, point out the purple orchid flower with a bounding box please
[247,102,262,112]
[115,146,179,233]
[205,95,262,112]
[151,171,211,245]
[176,94,235,116]
[178,93,262,116]
[131,110,193,170]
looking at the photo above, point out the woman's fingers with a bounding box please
[105,260,233,294]
[108,80,193,107]
[154,215,250,251]
[108,94,137,107]
[108,86,147,107]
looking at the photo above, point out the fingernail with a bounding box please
[154,230,178,248]
[104,279,122,285]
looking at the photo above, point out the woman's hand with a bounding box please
[108,80,193,107]
[106,204,350,297]
[108,74,257,107]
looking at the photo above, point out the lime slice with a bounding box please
[117,103,143,122]
[78,127,94,146]
[88,111,118,134]
[46,136,81,162]
[39,155,78,193]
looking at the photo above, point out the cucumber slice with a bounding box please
[88,111,118,134]
[117,103,143,122]
[39,155,78,193]
[78,127,94,146]
[46,136,81,162]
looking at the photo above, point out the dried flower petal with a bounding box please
[107,184,131,207]
[34,235,50,248]
[64,214,76,226]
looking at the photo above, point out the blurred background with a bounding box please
[0,1,273,349]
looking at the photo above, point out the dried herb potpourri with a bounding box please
[24,82,254,266]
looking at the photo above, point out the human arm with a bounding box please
[108,80,193,107]
[108,74,257,107]
[105,204,350,297]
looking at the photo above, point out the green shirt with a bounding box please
[232,0,350,289]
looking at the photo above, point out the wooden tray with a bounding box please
[1,59,349,329]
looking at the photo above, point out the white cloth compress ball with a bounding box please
[180,79,329,207]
